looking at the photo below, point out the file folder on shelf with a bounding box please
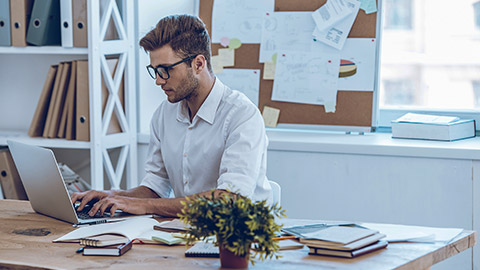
[65,61,77,140]
[47,62,71,138]
[0,0,11,46]
[72,0,87,47]
[26,0,61,46]
[76,60,89,141]
[0,148,28,200]
[43,63,64,137]
[10,0,34,46]
[29,65,59,137]
[60,0,73,47]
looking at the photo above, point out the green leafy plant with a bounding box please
[178,190,286,264]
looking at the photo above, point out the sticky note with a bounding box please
[263,61,276,80]
[262,106,280,128]
[272,53,278,64]
[211,55,224,74]
[218,48,235,67]
[324,101,336,113]
[228,38,242,49]
[220,37,230,47]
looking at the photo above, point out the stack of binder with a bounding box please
[29,59,124,141]
[0,0,96,47]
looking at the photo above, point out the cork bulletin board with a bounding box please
[199,0,380,131]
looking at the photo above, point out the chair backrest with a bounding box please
[269,180,281,206]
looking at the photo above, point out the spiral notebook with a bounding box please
[185,241,219,258]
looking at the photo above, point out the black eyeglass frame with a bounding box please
[146,55,196,80]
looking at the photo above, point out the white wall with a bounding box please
[136,0,196,134]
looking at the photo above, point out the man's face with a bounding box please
[149,45,199,103]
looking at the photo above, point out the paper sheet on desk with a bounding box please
[361,223,463,243]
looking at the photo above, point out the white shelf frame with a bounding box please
[88,0,137,190]
[0,0,137,190]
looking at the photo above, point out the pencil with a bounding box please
[273,235,297,241]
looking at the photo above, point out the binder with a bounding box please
[59,0,73,47]
[0,0,11,46]
[0,148,28,200]
[72,0,87,47]
[65,61,77,140]
[56,62,73,138]
[28,65,59,137]
[43,63,64,137]
[10,0,34,46]
[26,0,61,46]
[46,61,71,138]
[76,60,89,141]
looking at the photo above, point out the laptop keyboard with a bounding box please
[75,205,110,219]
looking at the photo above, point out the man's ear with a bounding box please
[192,55,206,74]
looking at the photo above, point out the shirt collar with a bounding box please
[176,77,224,125]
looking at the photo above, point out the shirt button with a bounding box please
[184,153,187,157]
[188,127,193,130]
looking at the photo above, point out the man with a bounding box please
[71,14,272,217]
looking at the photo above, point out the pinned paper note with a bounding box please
[312,0,353,32]
[324,101,336,113]
[263,61,276,80]
[360,0,377,14]
[259,12,316,63]
[218,48,235,67]
[211,55,224,74]
[216,69,260,106]
[312,0,361,50]
[211,0,274,43]
[262,106,280,128]
[228,38,242,49]
[220,37,230,47]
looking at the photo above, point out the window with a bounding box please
[474,1,480,29]
[384,0,413,30]
[379,0,480,126]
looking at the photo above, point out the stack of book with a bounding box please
[28,58,124,141]
[391,113,476,141]
[283,224,387,258]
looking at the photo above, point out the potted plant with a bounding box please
[178,190,286,268]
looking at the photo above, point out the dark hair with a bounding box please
[139,14,212,72]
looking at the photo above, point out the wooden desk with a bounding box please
[0,200,476,270]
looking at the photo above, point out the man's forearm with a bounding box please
[146,189,232,217]
[111,185,159,199]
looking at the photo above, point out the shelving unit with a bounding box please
[0,0,137,190]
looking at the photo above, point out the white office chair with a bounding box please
[269,180,281,206]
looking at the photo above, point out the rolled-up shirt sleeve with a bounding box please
[216,102,267,198]
[140,112,172,199]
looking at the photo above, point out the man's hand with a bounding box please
[89,196,151,217]
[71,190,115,212]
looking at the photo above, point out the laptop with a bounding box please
[7,140,142,225]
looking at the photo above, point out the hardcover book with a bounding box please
[83,240,132,256]
[308,240,388,258]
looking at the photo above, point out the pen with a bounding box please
[273,235,297,241]
[76,247,84,254]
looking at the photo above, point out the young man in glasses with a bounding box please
[71,14,272,217]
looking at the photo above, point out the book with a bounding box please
[154,219,190,232]
[308,240,388,258]
[83,240,133,256]
[80,234,129,247]
[283,224,377,245]
[277,239,304,250]
[391,113,475,141]
[300,232,386,251]
[185,241,220,258]
[54,217,179,245]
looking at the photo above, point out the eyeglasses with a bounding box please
[146,55,196,80]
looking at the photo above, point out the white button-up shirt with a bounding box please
[141,78,272,204]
